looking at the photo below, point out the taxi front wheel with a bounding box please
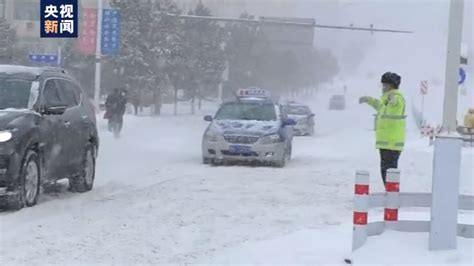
[202,157,212,165]
[275,147,289,168]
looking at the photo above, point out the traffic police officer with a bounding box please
[360,72,406,185]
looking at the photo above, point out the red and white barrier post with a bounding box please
[352,170,370,251]
[385,169,400,230]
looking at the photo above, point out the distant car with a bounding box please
[283,103,315,136]
[329,95,346,110]
[202,88,296,167]
[0,65,99,210]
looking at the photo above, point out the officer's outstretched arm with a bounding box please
[367,97,380,111]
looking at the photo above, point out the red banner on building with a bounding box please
[78,8,98,54]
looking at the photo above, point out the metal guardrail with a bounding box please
[352,169,474,251]
[457,127,474,147]
[369,192,474,209]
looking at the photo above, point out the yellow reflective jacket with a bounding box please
[464,109,474,129]
[367,89,406,151]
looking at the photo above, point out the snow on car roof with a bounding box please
[0,65,43,75]
[0,65,66,76]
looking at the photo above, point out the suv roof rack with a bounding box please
[41,67,67,74]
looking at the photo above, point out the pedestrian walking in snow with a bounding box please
[105,88,128,137]
[359,72,406,185]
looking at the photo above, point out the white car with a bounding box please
[283,103,315,136]
[202,92,296,167]
[329,95,346,110]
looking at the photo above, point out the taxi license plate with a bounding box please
[229,145,252,153]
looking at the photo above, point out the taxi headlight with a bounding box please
[0,131,13,143]
[205,132,222,142]
[261,133,281,144]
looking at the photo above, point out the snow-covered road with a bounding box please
[0,95,472,265]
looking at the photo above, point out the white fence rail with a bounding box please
[352,169,474,251]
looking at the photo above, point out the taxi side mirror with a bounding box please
[283,118,297,126]
[204,115,213,122]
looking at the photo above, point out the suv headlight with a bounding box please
[0,131,13,143]
[261,133,281,144]
[204,131,222,142]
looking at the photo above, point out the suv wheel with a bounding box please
[23,151,40,207]
[69,144,95,192]
[8,150,40,210]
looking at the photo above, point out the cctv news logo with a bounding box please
[40,0,78,38]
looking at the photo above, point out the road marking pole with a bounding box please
[353,170,370,251]
[385,169,400,230]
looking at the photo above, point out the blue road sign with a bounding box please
[459,67,466,85]
[29,54,59,65]
[101,9,121,55]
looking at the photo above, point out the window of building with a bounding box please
[14,1,40,21]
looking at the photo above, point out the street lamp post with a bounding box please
[94,0,103,110]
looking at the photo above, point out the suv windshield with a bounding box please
[215,102,277,121]
[0,78,34,110]
[286,105,311,115]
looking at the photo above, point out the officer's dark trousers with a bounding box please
[379,149,401,185]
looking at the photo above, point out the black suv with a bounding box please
[0,65,99,209]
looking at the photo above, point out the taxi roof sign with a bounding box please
[237,87,271,98]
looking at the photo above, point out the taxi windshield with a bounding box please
[215,102,277,121]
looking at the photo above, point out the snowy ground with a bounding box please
[0,92,473,265]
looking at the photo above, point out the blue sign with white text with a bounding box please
[29,54,59,65]
[40,0,78,38]
[101,9,121,55]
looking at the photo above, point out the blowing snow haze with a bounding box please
[0,0,473,265]
[180,0,472,73]
[174,0,473,123]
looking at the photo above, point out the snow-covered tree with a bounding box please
[224,12,340,97]
[109,0,184,115]
[61,40,96,97]
[0,18,24,64]
[182,1,226,113]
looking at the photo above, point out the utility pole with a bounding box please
[429,0,464,251]
[441,0,464,133]
[94,0,103,110]
[218,61,229,104]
